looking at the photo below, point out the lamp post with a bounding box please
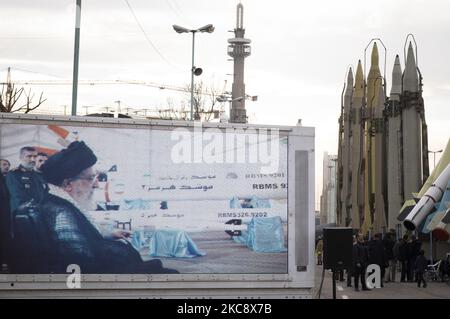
[72,0,82,116]
[428,149,443,169]
[173,24,214,121]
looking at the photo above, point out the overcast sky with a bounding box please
[1,0,449,209]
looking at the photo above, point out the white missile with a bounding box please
[402,42,423,201]
[403,43,419,92]
[429,180,450,240]
[390,55,402,98]
[403,163,450,231]
[387,55,403,229]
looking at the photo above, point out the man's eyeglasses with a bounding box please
[75,174,98,182]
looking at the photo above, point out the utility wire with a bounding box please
[7,67,65,79]
[124,0,175,68]
[170,0,184,15]
[165,0,184,21]
[0,36,66,40]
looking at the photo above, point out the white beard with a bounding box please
[48,185,97,212]
[77,192,97,211]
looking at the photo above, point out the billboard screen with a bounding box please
[0,122,288,275]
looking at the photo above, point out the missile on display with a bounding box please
[387,55,404,229]
[339,36,432,235]
[350,61,365,230]
[402,42,423,201]
[361,42,383,234]
[429,180,450,241]
[416,137,450,198]
[340,68,354,226]
[373,83,387,232]
[403,164,450,231]
[397,138,449,222]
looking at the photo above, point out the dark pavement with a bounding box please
[314,265,450,299]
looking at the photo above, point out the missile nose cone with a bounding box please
[347,67,354,88]
[403,41,419,92]
[371,42,379,66]
[354,60,364,98]
[345,67,354,97]
[390,55,402,97]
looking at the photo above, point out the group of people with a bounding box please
[0,141,177,274]
[315,230,430,290]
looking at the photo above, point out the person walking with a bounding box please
[347,235,356,287]
[352,233,370,291]
[398,235,409,282]
[368,233,387,287]
[383,232,396,282]
[415,250,427,288]
[316,236,323,266]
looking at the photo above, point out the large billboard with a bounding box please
[0,122,288,275]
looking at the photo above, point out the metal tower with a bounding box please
[228,3,251,123]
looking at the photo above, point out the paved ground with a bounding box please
[314,265,450,299]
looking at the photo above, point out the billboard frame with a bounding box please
[0,113,315,298]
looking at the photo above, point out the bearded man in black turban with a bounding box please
[39,141,178,274]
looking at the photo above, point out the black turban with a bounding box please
[42,141,97,186]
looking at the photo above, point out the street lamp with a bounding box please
[216,94,257,122]
[216,95,243,121]
[428,149,443,169]
[173,24,215,121]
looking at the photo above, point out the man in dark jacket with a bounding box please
[398,235,409,282]
[368,233,387,287]
[0,158,10,176]
[0,174,12,271]
[383,232,396,282]
[352,233,370,291]
[415,250,427,288]
[38,141,178,274]
[410,235,422,281]
[5,147,47,214]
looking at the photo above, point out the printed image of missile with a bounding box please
[403,163,450,231]
[350,61,365,230]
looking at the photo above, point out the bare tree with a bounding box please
[0,68,47,113]
[184,80,222,121]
